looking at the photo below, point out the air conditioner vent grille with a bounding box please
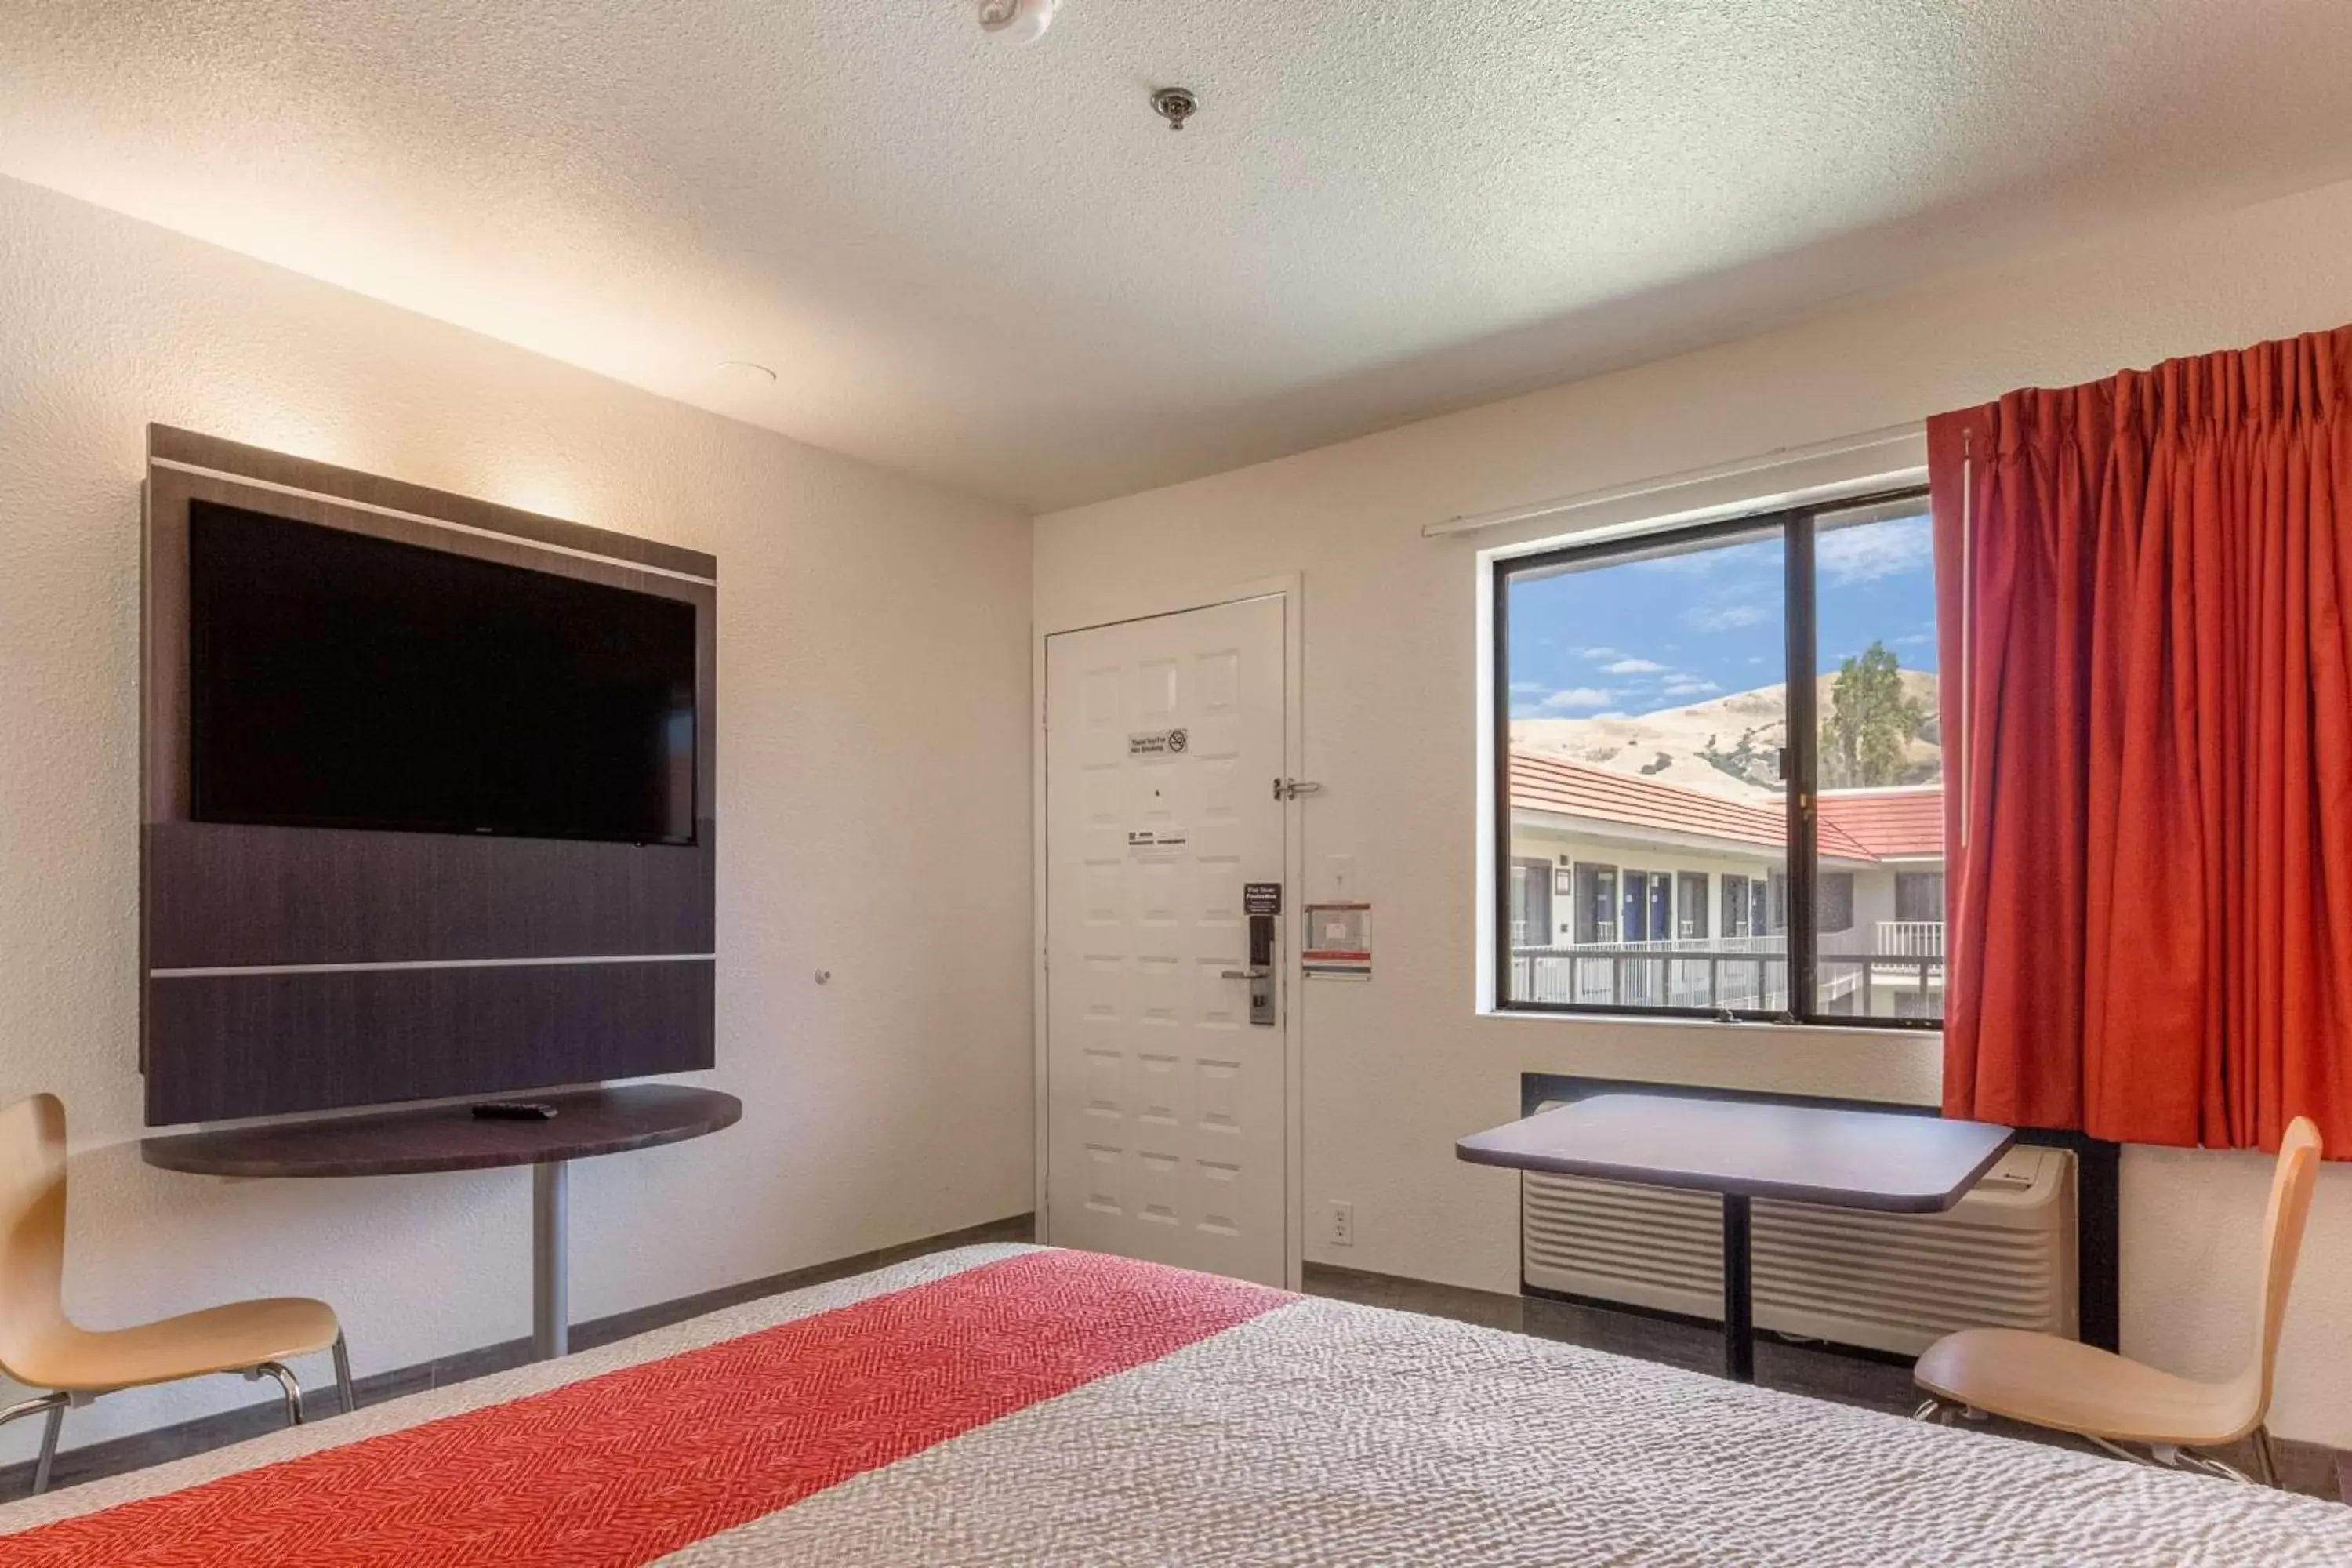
[1522,1141,2078,1357]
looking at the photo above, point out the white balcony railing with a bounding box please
[1510,950,1789,1011]
[1875,920,1945,957]
[1558,933,1786,956]
[1512,922,1946,1018]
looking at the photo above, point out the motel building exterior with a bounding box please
[1506,750,1945,1019]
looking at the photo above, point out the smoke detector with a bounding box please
[977,0,1056,43]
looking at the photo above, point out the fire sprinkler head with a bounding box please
[1151,86,1198,131]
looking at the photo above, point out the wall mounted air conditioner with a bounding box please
[1522,1109,2077,1357]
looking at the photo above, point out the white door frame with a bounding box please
[1033,573,1305,1290]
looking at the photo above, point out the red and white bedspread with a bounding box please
[0,1244,2343,1566]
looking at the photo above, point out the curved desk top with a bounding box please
[142,1085,742,1178]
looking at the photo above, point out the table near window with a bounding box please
[1457,1094,2014,1382]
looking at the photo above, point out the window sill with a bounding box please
[1478,1004,1944,1042]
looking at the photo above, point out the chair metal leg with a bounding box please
[33,1401,62,1496]
[2182,1450,2256,1485]
[254,1362,305,1427]
[0,1392,70,1497]
[2250,1426,2281,1488]
[2092,1432,2263,1485]
[332,1334,355,1416]
[1,1393,69,1496]
[2089,1434,2154,1468]
[1911,1398,1947,1423]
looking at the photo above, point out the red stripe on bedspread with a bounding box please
[6,1250,1289,1567]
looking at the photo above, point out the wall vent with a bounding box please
[1523,1122,2076,1357]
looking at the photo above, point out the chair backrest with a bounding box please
[0,1094,72,1380]
[2229,1116,2323,1432]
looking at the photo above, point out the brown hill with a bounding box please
[1511,671,1940,798]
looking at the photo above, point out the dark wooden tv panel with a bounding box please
[141,426,717,1126]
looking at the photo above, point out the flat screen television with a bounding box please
[187,499,698,844]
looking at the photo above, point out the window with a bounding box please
[1496,487,1940,1027]
[1722,873,1751,937]
[1573,864,1617,944]
[1581,865,1618,940]
[1677,872,1709,938]
[1818,872,1855,933]
[1508,858,1553,947]
[1895,870,1944,924]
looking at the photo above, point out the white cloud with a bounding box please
[1507,680,1548,694]
[1578,646,1618,661]
[1661,678,1721,697]
[1687,601,1769,631]
[1537,686,1614,711]
[1817,517,1932,585]
[1602,657,1666,674]
[1894,631,1935,647]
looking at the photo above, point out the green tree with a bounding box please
[1821,641,1924,787]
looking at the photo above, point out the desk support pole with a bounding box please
[533,1160,569,1360]
[1722,1193,1754,1383]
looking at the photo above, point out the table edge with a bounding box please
[140,1088,744,1179]
[1454,1124,2019,1214]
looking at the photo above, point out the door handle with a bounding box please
[1221,967,1269,981]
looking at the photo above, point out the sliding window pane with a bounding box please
[1504,527,1788,1011]
[1812,500,1942,1020]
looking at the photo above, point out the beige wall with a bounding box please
[0,177,1036,1459]
[1036,176,2352,1446]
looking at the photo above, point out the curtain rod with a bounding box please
[1420,422,1926,540]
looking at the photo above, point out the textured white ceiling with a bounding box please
[7,2,2352,509]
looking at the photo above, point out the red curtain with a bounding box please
[1932,325,2352,1154]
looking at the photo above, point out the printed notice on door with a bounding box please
[1127,728,1189,757]
[1127,829,1189,858]
[1303,902,1371,977]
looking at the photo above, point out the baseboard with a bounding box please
[2,1211,1035,1499]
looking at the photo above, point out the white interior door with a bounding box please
[1044,594,1288,1285]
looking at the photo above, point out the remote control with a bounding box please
[471,1101,558,1120]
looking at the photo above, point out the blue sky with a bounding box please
[1507,513,1936,720]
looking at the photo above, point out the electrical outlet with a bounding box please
[1327,1200,1353,1247]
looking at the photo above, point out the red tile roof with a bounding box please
[1816,787,1944,860]
[1508,749,1943,864]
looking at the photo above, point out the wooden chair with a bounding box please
[0,1094,352,1494]
[1913,1116,2321,1486]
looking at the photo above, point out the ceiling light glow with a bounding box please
[976,0,1056,45]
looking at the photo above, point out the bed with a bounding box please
[0,1244,2343,1565]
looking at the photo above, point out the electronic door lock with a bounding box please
[1233,891,1279,1026]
